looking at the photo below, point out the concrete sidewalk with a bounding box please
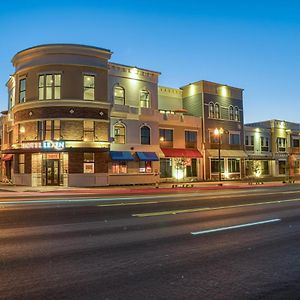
[0,180,292,199]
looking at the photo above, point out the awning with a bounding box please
[161,148,202,158]
[2,154,13,161]
[110,151,134,161]
[136,152,159,161]
[207,149,248,158]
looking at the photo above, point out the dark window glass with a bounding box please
[141,126,150,145]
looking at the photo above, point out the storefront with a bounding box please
[3,140,109,187]
[108,151,160,185]
[159,148,202,182]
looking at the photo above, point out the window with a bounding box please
[185,131,197,148]
[186,158,197,177]
[292,139,300,148]
[234,107,240,121]
[8,87,15,110]
[278,160,286,175]
[160,158,172,178]
[229,106,234,120]
[261,137,269,152]
[159,129,173,142]
[83,75,95,100]
[209,131,219,144]
[139,161,152,173]
[215,103,220,119]
[45,120,52,140]
[230,133,240,145]
[19,154,25,174]
[84,120,94,141]
[261,160,269,175]
[245,136,249,145]
[112,162,127,173]
[39,74,61,100]
[114,85,125,105]
[211,158,224,173]
[250,136,254,146]
[228,159,240,173]
[141,126,150,145]
[140,89,150,108]
[245,135,254,151]
[19,79,26,103]
[83,153,94,173]
[37,121,44,140]
[209,102,214,118]
[53,120,61,140]
[277,138,286,152]
[114,123,125,144]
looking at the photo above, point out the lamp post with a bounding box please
[214,128,224,182]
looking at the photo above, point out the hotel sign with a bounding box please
[21,140,65,150]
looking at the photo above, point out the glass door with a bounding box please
[46,159,60,185]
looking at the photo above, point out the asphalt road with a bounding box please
[1,186,300,300]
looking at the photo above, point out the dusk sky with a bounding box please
[1,0,300,123]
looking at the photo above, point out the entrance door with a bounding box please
[46,159,60,185]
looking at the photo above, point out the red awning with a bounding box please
[161,148,202,158]
[2,154,13,161]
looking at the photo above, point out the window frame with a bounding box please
[229,106,234,120]
[38,73,61,100]
[19,78,26,103]
[83,74,95,101]
[140,125,151,145]
[114,123,126,144]
[140,89,151,108]
[114,85,125,105]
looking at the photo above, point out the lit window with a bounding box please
[19,154,25,174]
[114,85,125,105]
[185,131,197,148]
[19,79,26,103]
[228,159,240,173]
[141,126,150,145]
[84,120,94,141]
[114,124,126,144]
[83,75,95,100]
[39,74,61,100]
[112,161,127,173]
[140,89,150,108]
[83,153,95,173]
[139,161,152,173]
[159,129,173,142]
[209,102,214,118]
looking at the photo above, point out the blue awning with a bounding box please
[136,152,159,161]
[110,151,134,161]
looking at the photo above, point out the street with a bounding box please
[0,185,300,299]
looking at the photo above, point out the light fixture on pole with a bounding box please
[214,128,224,182]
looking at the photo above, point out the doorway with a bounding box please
[46,159,60,185]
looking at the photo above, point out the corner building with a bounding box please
[2,44,111,186]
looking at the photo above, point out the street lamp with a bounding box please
[214,128,224,182]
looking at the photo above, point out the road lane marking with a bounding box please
[132,198,300,217]
[97,201,158,207]
[191,218,281,235]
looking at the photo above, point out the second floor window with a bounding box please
[140,89,150,108]
[141,126,150,145]
[84,120,95,141]
[261,137,269,151]
[19,79,26,103]
[277,137,286,152]
[114,85,125,105]
[159,129,173,142]
[230,133,240,145]
[114,124,125,144]
[292,138,300,148]
[39,74,61,100]
[83,75,95,100]
[37,120,61,140]
[185,131,197,148]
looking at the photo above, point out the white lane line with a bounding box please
[132,198,300,217]
[191,218,281,235]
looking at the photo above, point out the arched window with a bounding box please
[229,106,234,120]
[209,102,214,118]
[114,85,125,105]
[215,103,220,119]
[114,123,126,144]
[234,106,240,121]
[141,126,150,145]
[140,89,151,108]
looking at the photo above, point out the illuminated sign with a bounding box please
[21,140,65,150]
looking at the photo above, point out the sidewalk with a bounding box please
[0,180,291,199]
